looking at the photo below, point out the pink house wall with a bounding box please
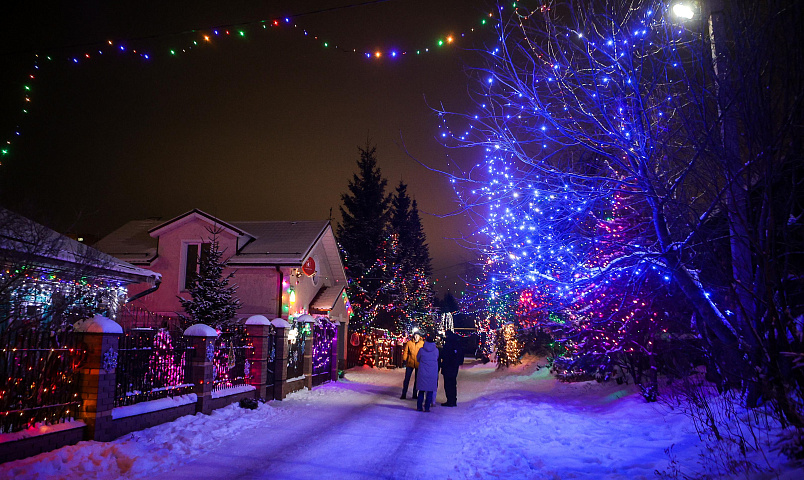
[127,217,279,320]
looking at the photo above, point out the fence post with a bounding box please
[73,314,122,442]
[271,318,290,400]
[184,324,217,415]
[297,315,316,390]
[245,315,272,399]
[337,320,348,371]
[330,321,339,382]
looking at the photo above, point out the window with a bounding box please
[182,242,210,290]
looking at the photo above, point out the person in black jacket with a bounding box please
[439,331,464,407]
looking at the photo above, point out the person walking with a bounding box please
[415,334,440,412]
[440,331,464,407]
[400,332,424,399]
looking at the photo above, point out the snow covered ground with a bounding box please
[1,357,801,479]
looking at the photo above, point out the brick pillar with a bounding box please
[303,324,314,390]
[330,323,339,382]
[273,325,289,400]
[245,315,272,399]
[73,314,122,442]
[184,324,217,415]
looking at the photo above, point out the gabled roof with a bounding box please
[0,208,160,285]
[149,209,251,240]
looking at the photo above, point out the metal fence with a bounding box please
[115,328,194,407]
[286,322,308,380]
[212,326,253,392]
[311,322,336,386]
[0,326,85,433]
[116,304,181,331]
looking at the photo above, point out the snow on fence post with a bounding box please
[73,314,123,442]
[271,318,291,400]
[297,315,316,390]
[183,323,217,415]
[245,315,273,400]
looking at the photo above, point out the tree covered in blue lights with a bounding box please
[445,0,804,421]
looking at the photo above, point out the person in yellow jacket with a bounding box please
[400,331,424,399]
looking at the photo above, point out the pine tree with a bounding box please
[336,144,392,331]
[178,231,241,330]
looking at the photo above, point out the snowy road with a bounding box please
[2,358,801,479]
[159,361,497,480]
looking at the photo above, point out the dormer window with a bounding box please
[182,242,210,290]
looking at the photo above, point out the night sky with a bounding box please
[0,0,494,294]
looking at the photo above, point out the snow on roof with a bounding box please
[310,286,346,311]
[0,208,160,285]
[228,220,329,264]
[93,219,161,264]
[149,209,249,239]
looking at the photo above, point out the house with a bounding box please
[94,209,352,366]
[0,207,160,327]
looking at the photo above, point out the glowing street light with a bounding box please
[671,3,696,20]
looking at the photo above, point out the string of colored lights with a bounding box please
[0,5,504,164]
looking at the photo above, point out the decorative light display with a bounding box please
[494,323,521,367]
[1,269,127,323]
[356,329,403,368]
[312,320,337,375]
[441,1,718,381]
[0,327,85,434]
[212,327,253,391]
[1,7,500,163]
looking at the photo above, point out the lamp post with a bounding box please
[671,0,757,392]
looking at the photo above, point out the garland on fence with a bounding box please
[1,330,85,434]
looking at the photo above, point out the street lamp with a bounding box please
[670,0,755,343]
[671,3,695,20]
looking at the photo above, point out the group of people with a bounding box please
[400,330,464,412]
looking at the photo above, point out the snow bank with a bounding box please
[111,394,197,420]
[0,401,279,480]
[0,420,85,444]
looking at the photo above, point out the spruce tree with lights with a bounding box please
[178,231,241,330]
[337,144,392,332]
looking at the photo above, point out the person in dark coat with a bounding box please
[415,334,440,412]
[439,331,464,407]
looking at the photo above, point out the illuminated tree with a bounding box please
[337,144,392,331]
[444,0,803,420]
[178,230,241,330]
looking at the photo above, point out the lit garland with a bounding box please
[1,7,502,163]
[1,330,85,434]
[1,269,127,324]
[494,323,521,367]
